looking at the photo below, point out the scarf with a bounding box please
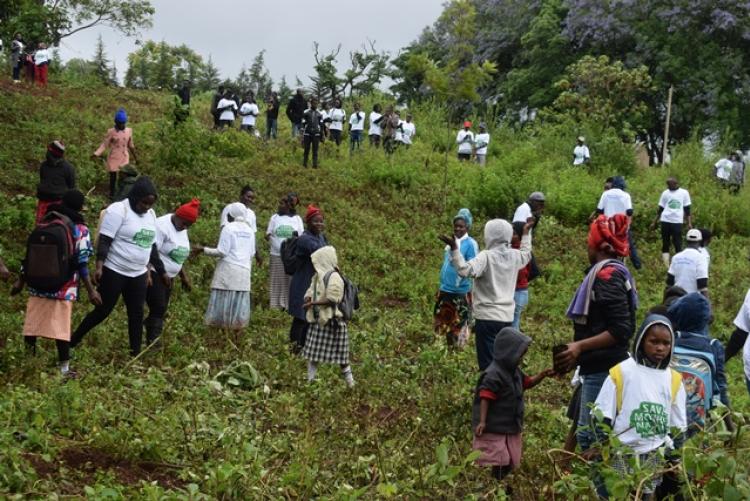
[566,259,638,323]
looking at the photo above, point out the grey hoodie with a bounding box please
[451,219,532,321]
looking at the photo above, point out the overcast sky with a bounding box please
[56,0,445,87]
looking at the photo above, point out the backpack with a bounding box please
[280,236,300,275]
[609,363,682,412]
[323,269,360,321]
[24,211,76,292]
[670,345,717,431]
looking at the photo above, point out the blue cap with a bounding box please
[114,108,128,124]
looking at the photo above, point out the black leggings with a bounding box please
[71,267,148,356]
[329,129,342,145]
[289,317,309,349]
[25,336,70,363]
[660,222,683,253]
[144,275,173,343]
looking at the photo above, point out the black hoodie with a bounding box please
[472,328,532,434]
[286,94,306,123]
[36,153,76,200]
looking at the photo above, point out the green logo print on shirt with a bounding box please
[132,229,156,248]
[667,199,682,210]
[275,224,295,239]
[168,246,190,265]
[629,402,668,438]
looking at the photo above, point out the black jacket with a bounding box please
[266,97,279,119]
[36,156,76,200]
[302,109,324,136]
[286,95,306,123]
[574,264,636,375]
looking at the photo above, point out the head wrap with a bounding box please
[611,176,626,190]
[453,208,473,229]
[227,202,247,221]
[305,204,323,224]
[577,136,585,142]
[528,191,545,202]
[47,140,65,158]
[175,198,200,224]
[587,214,629,257]
[479,122,487,130]
[114,107,128,124]
[463,120,472,128]
[127,176,158,213]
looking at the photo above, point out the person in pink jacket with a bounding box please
[94,108,137,199]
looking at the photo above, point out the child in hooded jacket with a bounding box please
[472,328,554,480]
[592,314,687,498]
[303,246,354,387]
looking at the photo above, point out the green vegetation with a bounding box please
[0,80,748,499]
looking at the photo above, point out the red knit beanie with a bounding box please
[305,204,323,224]
[48,140,65,158]
[175,198,200,223]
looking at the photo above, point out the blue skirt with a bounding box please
[204,289,251,329]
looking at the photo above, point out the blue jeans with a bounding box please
[474,319,512,371]
[628,229,641,269]
[576,371,609,451]
[292,122,302,138]
[350,130,362,152]
[266,118,277,139]
[512,289,529,330]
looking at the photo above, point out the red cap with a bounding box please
[305,204,323,224]
[175,198,200,224]
[48,140,65,158]
[463,121,472,128]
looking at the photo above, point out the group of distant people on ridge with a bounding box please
[8,32,50,86]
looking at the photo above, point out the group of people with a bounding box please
[456,121,491,165]
[428,174,748,497]
[713,150,746,192]
[8,32,50,86]
[210,86,281,139]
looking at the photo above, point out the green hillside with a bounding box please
[0,81,748,499]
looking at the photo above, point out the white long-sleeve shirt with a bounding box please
[456,130,474,154]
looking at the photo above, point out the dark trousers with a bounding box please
[369,134,381,147]
[303,135,320,167]
[25,336,70,362]
[474,319,512,371]
[266,118,277,139]
[12,65,21,80]
[627,228,642,269]
[289,317,309,349]
[145,275,173,343]
[71,267,148,356]
[660,222,683,253]
[330,129,342,146]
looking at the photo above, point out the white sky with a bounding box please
[56,0,445,87]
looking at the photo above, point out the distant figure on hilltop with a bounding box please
[216,89,238,129]
[474,123,490,166]
[93,108,137,200]
[399,113,416,149]
[368,104,383,147]
[10,33,24,83]
[286,89,307,138]
[34,42,50,87]
[239,94,260,135]
[178,80,191,106]
[572,136,590,166]
[265,91,279,140]
[301,98,325,168]
[35,141,76,224]
[456,121,475,161]
[348,102,365,154]
[651,177,692,268]
[210,85,225,129]
[327,98,346,147]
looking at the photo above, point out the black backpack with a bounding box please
[24,211,76,292]
[280,236,300,275]
[323,269,360,321]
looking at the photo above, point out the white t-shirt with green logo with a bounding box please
[594,358,687,454]
[99,200,157,277]
[658,188,691,223]
[154,214,190,278]
[266,213,304,256]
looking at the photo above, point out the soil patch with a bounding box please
[24,447,185,492]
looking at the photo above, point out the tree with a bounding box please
[125,41,207,91]
[92,35,114,85]
[0,0,154,46]
[309,42,344,102]
[278,75,292,103]
[549,55,654,139]
[198,55,221,92]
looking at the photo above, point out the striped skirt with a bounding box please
[303,319,350,364]
[204,289,251,330]
[268,255,291,310]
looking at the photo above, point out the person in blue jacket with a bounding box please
[434,208,478,348]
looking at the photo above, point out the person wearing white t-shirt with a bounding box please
[400,114,416,148]
[368,104,383,147]
[456,121,474,161]
[266,193,304,310]
[327,98,346,146]
[33,42,50,86]
[652,177,692,267]
[593,314,686,497]
[572,136,590,165]
[595,175,641,269]
[348,102,365,154]
[220,185,262,267]
[144,199,199,344]
[393,111,404,144]
[474,123,490,166]
[198,203,257,330]
[239,96,260,134]
[667,229,708,295]
[71,177,165,357]
[513,192,545,229]
[217,91,238,128]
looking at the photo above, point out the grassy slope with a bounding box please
[0,81,748,499]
